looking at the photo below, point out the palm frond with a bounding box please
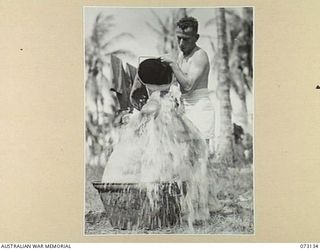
[164,17,170,28]
[245,77,253,91]
[96,23,116,33]
[209,40,216,53]
[105,49,136,59]
[102,15,115,23]
[225,9,242,22]
[205,18,217,28]
[201,34,216,39]
[187,8,195,14]
[178,8,187,18]
[230,78,240,94]
[91,17,116,46]
[201,35,217,52]
[172,9,181,23]
[150,9,169,33]
[95,13,103,23]
[106,59,113,66]
[93,15,115,37]
[101,33,135,50]
[93,14,115,36]
[145,21,163,36]
[210,55,219,72]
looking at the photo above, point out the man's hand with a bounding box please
[160,54,175,66]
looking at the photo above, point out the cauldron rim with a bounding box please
[92,181,186,194]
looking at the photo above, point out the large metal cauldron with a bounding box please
[92,182,187,230]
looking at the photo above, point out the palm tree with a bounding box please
[86,13,135,68]
[227,8,253,131]
[85,13,135,164]
[206,8,253,131]
[85,12,136,213]
[145,8,188,57]
[215,8,234,167]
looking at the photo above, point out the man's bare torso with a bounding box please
[177,46,210,94]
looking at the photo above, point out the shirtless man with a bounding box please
[160,16,215,142]
[160,17,222,214]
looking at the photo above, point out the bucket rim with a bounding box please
[137,58,173,86]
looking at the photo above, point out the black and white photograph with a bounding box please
[84,7,254,234]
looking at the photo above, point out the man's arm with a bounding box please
[161,50,209,92]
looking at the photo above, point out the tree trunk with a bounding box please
[179,8,187,18]
[242,7,253,79]
[233,83,248,131]
[229,48,249,131]
[215,8,234,167]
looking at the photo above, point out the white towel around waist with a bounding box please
[181,88,215,139]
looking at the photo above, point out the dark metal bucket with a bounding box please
[130,58,173,110]
[137,58,173,85]
[92,182,186,230]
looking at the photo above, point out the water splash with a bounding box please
[100,85,210,231]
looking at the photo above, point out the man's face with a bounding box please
[177,34,198,56]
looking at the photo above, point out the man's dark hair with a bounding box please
[176,16,198,33]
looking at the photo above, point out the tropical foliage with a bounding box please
[206,8,253,131]
[85,13,135,165]
[214,8,234,167]
[146,8,188,56]
[85,13,135,211]
[85,8,254,234]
